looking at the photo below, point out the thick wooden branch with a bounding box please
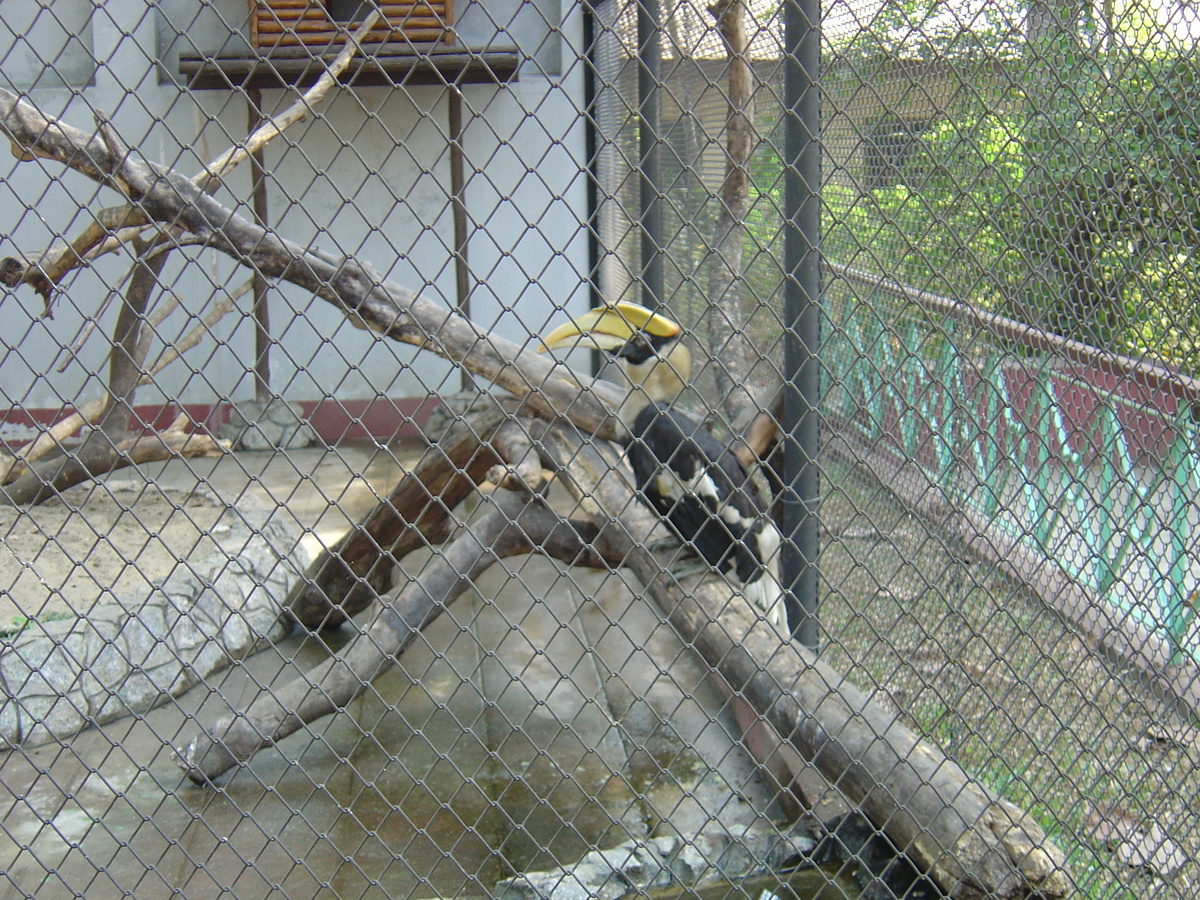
[3,14,382,305]
[286,400,559,628]
[0,91,626,441]
[177,490,614,783]
[487,420,549,494]
[285,420,506,628]
[542,428,1069,899]
[0,424,227,507]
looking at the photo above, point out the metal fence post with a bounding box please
[636,0,662,311]
[782,0,821,651]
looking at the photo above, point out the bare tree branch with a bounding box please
[177,489,614,783]
[59,234,213,368]
[196,9,384,192]
[706,0,758,418]
[2,11,380,305]
[0,90,626,440]
[0,283,243,485]
[0,422,227,506]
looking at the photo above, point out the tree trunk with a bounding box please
[706,0,757,419]
[1023,0,1116,344]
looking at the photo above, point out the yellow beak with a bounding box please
[539,301,681,353]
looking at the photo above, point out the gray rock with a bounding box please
[220,398,316,450]
[0,493,307,748]
[492,828,809,900]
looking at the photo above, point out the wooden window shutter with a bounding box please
[249,1,454,50]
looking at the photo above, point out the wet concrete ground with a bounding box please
[0,441,792,899]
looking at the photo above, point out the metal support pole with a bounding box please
[583,1,602,313]
[448,87,473,392]
[248,88,272,405]
[781,0,821,650]
[636,0,662,311]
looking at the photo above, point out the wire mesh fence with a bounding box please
[0,0,1198,898]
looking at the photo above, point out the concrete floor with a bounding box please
[0,441,788,899]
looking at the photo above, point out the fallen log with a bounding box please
[285,397,561,629]
[285,420,504,628]
[542,428,1070,899]
[0,424,227,507]
[177,489,615,781]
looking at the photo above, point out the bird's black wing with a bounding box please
[628,403,764,582]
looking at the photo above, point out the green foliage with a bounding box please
[1021,46,1200,361]
[828,0,1025,61]
[826,109,1027,307]
[0,610,74,639]
[820,41,1200,370]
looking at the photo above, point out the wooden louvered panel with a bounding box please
[255,20,448,34]
[256,31,450,47]
[250,1,453,49]
[257,2,447,18]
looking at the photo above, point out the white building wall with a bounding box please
[0,0,589,421]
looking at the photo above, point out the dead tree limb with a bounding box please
[178,489,615,783]
[0,91,626,442]
[0,15,384,503]
[0,286,241,486]
[705,0,757,417]
[0,425,229,507]
[285,398,557,629]
[2,240,171,506]
[3,12,385,305]
[196,9,382,193]
[279,410,1070,897]
[540,428,1070,899]
[286,418,506,628]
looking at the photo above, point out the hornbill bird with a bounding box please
[540,302,785,631]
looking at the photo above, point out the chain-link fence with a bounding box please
[1,1,1198,898]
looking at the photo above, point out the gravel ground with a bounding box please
[0,480,224,626]
[0,441,417,626]
[819,453,1200,898]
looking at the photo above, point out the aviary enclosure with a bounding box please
[0,1,1197,898]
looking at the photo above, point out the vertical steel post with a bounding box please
[637,0,662,311]
[583,1,602,312]
[782,0,821,650]
[248,88,271,405]
[448,87,473,392]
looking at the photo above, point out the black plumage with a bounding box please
[628,402,776,593]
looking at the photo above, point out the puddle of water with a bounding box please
[0,540,800,900]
